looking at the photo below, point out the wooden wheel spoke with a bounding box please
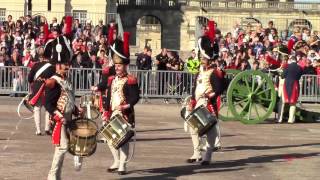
[256,88,271,96]
[247,102,253,120]
[253,78,266,94]
[233,93,247,99]
[258,97,272,102]
[240,100,250,114]
[234,97,249,106]
[253,103,261,119]
[244,77,251,93]
[251,75,255,92]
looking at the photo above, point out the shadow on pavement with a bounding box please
[223,143,320,152]
[123,152,319,179]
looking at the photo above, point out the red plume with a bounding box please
[64,16,73,35]
[207,20,215,43]
[43,23,49,41]
[123,32,130,58]
[266,55,281,68]
[108,26,115,46]
[287,38,295,54]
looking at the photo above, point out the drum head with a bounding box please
[70,119,97,137]
[188,105,217,136]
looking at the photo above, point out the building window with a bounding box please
[73,10,87,25]
[0,9,6,24]
[28,0,32,11]
[140,16,160,25]
[48,0,51,11]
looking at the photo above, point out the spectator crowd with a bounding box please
[0,14,118,95]
[0,14,320,97]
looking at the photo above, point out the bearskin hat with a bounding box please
[198,20,219,60]
[110,32,130,65]
[43,36,73,65]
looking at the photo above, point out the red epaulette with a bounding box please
[214,69,224,79]
[102,67,110,75]
[127,75,138,85]
[45,78,57,89]
[282,63,289,69]
[108,76,115,86]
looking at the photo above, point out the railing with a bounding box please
[1,66,319,103]
[117,0,180,8]
[299,75,320,103]
[0,66,29,95]
[2,10,120,26]
[185,0,320,11]
[192,15,320,37]
[137,24,161,32]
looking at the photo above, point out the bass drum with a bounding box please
[68,118,98,157]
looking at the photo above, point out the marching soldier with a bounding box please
[43,16,84,180]
[187,21,224,165]
[278,55,303,124]
[27,59,55,135]
[102,32,140,175]
[24,22,54,135]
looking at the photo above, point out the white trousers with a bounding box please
[48,115,82,180]
[108,142,130,172]
[187,97,219,161]
[189,124,218,161]
[278,94,297,124]
[33,105,50,133]
[47,124,68,180]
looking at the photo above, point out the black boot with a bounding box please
[186,158,202,163]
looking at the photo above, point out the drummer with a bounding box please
[186,21,225,165]
[101,32,140,175]
[43,16,84,180]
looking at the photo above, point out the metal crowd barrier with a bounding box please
[0,66,320,103]
[0,66,29,95]
[299,75,320,103]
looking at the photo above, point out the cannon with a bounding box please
[218,69,320,124]
[218,69,277,124]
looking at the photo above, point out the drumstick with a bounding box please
[86,104,92,119]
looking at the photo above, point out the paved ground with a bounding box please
[0,97,320,180]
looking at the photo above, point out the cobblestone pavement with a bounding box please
[0,97,319,180]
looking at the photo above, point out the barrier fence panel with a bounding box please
[0,66,320,103]
[134,70,194,98]
[68,68,103,96]
[0,66,29,95]
[299,75,320,103]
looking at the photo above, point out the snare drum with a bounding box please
[186,105,217,136]
[68,119,98,157]
[99,114,134,149]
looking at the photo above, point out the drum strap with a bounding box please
[34,63,51,81]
